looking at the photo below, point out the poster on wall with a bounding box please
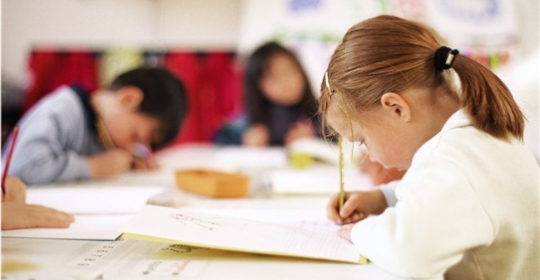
[238,0,518,95]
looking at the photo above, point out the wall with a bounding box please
[1,0,243,85]
[1,0,538,159]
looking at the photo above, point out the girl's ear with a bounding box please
[380,92,411,122]
[116,86,144,110]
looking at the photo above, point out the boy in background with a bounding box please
[2,67,188,185]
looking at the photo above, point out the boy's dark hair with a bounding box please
[244,41,318,126]
[109,67,188,149]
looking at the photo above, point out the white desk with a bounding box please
[1,144,425,280]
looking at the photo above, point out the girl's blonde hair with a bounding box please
[319,15,524,140]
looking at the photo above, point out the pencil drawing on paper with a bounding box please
[168,213,223,230]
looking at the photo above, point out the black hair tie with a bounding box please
[434,46,459,72]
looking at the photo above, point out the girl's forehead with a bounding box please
[269,53,294,66]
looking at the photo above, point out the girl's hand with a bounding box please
[327,190,388,225]
[242,124,270,147]
[284,120,316,145]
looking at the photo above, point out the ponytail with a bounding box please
[451,55,525,140]
[320,15,525,141]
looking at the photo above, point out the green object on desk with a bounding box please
[289,152,315,169]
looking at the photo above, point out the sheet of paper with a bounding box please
[1,214,131,240]
[1,238,142,279]
[270,167,374,194]
[102,241,405,280]
[180,207,340,233]
[26,185,164,214]
[122,205,365,264]
[2,236,402,280]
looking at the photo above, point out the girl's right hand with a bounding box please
[88,149,133,178]
[327,190,388,225]
[242,124,270,147]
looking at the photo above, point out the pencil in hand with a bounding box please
[338,136,345,222]
[132,143,153,160]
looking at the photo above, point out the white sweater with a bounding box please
[351,110,539,279]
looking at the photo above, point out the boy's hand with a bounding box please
[327,190,388,225]
[132,157,158,170]
[131,143,157,170]
[2,176,74,230]
[242,124,270,147]
[88,149,133,178]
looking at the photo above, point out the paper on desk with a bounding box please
[2,186,161,240]
[180,207,340,232]
[1,214,132,240]
[270,167,374,195]
[26,185,164,214]
[1,239,141,279]
[122,205,367,264]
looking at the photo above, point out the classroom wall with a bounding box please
[1,0,243,85]
[2,0,538,160]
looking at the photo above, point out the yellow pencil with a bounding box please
[95,118,115,149]
[338,136,345,212]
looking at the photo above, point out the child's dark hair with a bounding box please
[244,41,318,126]
[109,67,188,149]
[320,15,524,140]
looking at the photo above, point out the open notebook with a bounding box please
[121,205,367,264]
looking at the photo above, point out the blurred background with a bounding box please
[2,0,538,161]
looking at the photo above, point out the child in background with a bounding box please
[2,176,74,230]
[213,41,319,146]
[2,67,188,185]
[322,15,538,279]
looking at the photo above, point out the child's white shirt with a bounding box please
[350,110,539,279]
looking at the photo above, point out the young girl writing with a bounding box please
[321,15,538,279]
[213,41,319,146]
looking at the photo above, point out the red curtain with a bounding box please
[23,50,98,113]
[164,52,242,144]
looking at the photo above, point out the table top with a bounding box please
[1,144,426,280]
